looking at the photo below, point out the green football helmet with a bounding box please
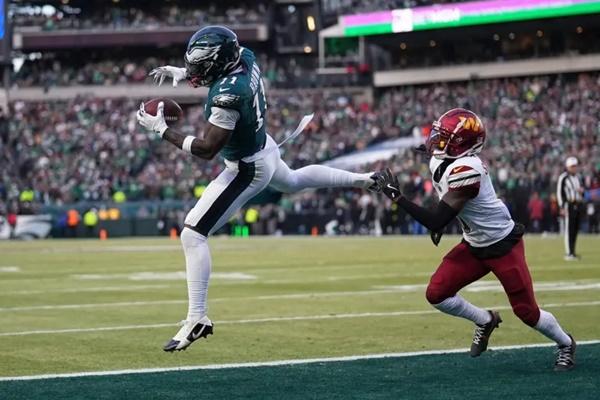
[185,26,241,87]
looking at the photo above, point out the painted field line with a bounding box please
[0,290,395,312]
[1,340,599,382]
[0,288,421,312]
[1,300,599,337]
[3,280,600,311]
[0,300,186,312]
[0,266,21,272]
[4,285,172,295]
[264,272,413,284]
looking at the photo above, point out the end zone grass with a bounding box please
[0,235,598,398]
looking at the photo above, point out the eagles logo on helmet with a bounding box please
[184,25,241,87]
[426,108,486,159]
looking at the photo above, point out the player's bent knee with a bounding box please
[180,227,207,249]
[425,284,451,305]
[512,303,540,327]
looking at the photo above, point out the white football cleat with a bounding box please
[163,316,213,352]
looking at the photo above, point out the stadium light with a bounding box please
[307,15,316,32]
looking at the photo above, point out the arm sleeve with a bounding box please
[208,107,240,130]
[396,198,459,232]
[556,174,565,208]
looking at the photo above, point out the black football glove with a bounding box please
[375,168,402,202]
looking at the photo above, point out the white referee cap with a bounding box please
[565,157,578,168]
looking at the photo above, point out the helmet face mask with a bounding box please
[184,57,218,87]
[427,108,486,160]
[185,26,241,87]
[426,125,450,159]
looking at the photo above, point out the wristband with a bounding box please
[182,136,196,153]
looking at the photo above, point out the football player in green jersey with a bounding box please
[137,26,380,352]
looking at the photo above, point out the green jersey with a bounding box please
[204,48,267,161]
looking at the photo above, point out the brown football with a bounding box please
[143,98,183,123]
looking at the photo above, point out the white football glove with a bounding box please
[137,102,168,137]
[148,66,187,87]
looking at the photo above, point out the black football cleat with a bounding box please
[470,311,502,357]
[554,334,576,371]
[163,317,213,352]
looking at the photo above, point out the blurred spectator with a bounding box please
[11,1,268,31]
[1,72,598,235]
[66,208,80,237]
[528,192,544,232]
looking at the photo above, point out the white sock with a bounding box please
[433,295,492,325]
[180,228,211,321]
[534,309,572,347]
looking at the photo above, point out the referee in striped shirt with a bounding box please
[557,157,584,261]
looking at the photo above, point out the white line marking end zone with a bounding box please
[1,340,598,382]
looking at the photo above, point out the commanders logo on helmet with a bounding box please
[185,26,241,87]
[426,108,486,159]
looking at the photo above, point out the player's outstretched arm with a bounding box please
[375,168,474,233]
[137,101,232,160]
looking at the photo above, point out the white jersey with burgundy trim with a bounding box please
[429,155,514,247]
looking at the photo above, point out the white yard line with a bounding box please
[1,300,599,337]
[3,285,172,295]
[0,266,21,272]
[1,340,599,382]
[0,300,186,312]
[3,279,600,312]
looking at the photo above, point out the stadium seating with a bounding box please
[2,73,598,234]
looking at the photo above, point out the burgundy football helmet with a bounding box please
[426,108,486,159]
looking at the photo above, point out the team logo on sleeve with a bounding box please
[213,93,240,107]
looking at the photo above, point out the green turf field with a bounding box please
[0,235,598,399]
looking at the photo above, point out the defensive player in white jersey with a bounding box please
[375,108,576,371]
[137,26,378,352]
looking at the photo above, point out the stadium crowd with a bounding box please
[1,72,599,234]
[12,54,320,90]
[12,1,267,31]
[12,0,467,32]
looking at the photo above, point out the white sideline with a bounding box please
[1,300,599,337]
[1,340,599,382]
